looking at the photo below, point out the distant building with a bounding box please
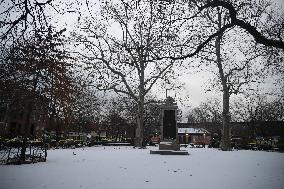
[177,126,211,145]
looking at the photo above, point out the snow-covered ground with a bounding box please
[0,146,283,189]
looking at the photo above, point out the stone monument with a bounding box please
[150,96,188,155]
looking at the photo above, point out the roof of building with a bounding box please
[178,128,210,134]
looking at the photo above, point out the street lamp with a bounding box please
[185,133,189,147]
[184,129,188,147]
[203,133,206,148]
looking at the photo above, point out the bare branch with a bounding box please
[199,0,284,50]
[156,23,234,60]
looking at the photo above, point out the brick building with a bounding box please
[178,127,211,145]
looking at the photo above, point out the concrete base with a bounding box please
[150,140,188,155]
[159,141,180,151]
[150,150,189,155]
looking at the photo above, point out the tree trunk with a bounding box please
[135,100,144,147]
[20,100,33,162]
[215,8,231,151]
[2,102,11,135]
[134,62,145,148]
[115,124,120,142]
[221,89,231,151]
[20,73,39,162]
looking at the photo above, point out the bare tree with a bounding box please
[211,8,261,150]
[65,84,101,135]
[153,0,282,150]
[232,91,284,123]
[176,3,261,150]
[187,97,222,123]
[74,0,186,147]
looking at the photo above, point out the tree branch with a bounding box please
[200,0,284,50]
[156,23,234,60]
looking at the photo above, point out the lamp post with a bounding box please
[203,133,206,148]
[184,129,188,147]
[185,133,189,147]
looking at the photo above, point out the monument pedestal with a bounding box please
[150,141,188,155]
[150,149,189,155]
[159,141,180,151]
